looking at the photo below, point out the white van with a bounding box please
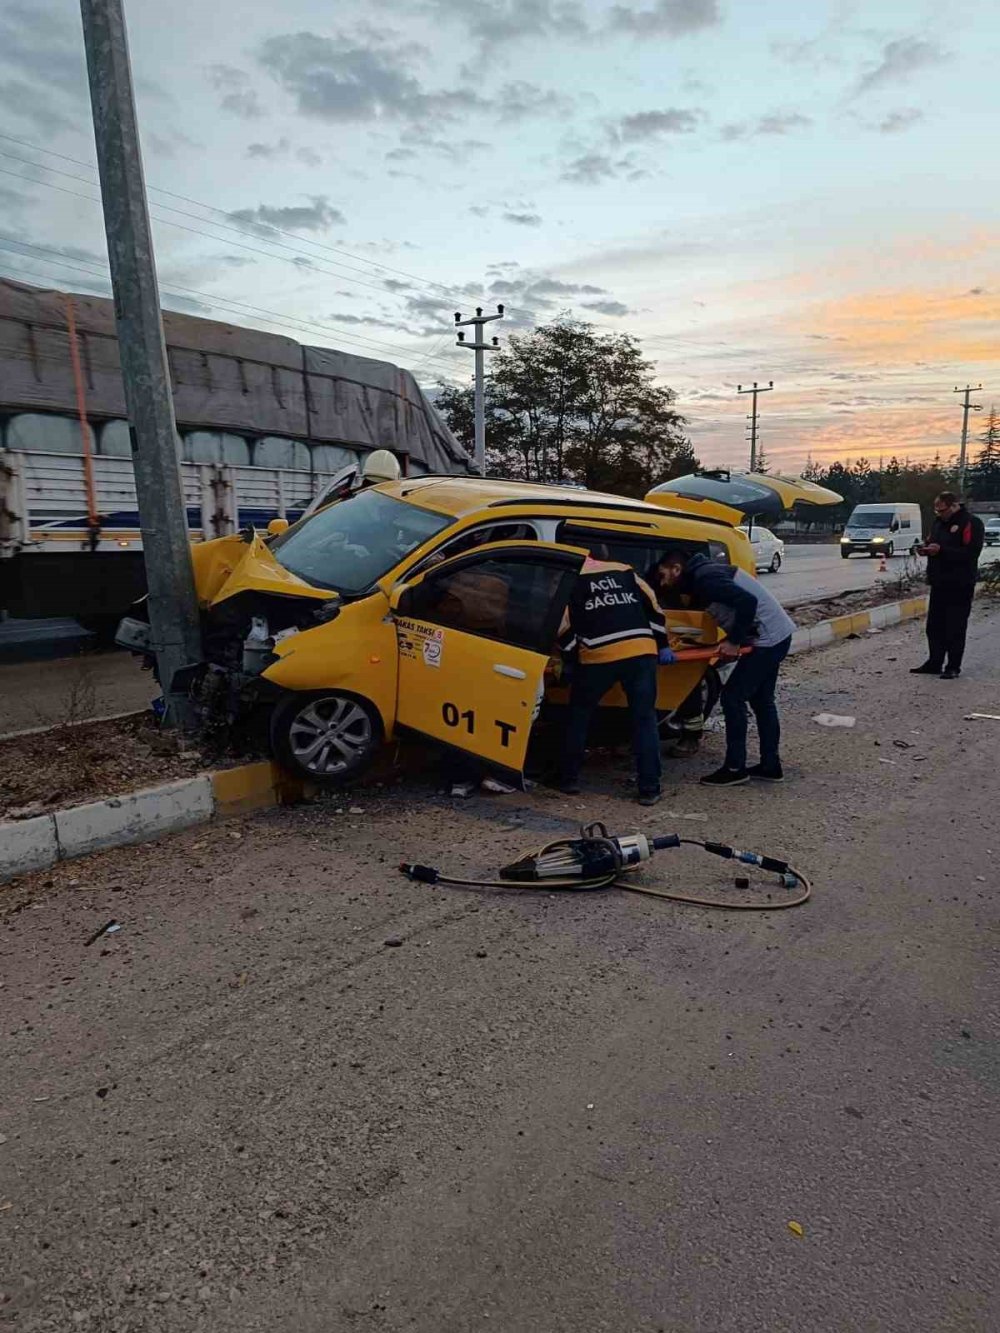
[840,502,923,558]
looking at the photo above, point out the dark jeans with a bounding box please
[926,584,974,670]
[721,636,791,771]
[561,655,662,796]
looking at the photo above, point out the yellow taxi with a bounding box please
[166,466,838,787]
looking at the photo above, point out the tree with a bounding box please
[971,405,1000,500]
[436,319,696,496]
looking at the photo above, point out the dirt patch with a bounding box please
[0,713,244,820]
[789,568,926,628]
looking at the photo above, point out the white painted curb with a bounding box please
[0,813,59,880]
[53,775,214,860]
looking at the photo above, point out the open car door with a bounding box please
[645,469,842,524]
[390,541,587,788]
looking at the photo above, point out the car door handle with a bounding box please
[493,664,526,679]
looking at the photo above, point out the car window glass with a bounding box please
[271,489,451,593]
[408,555,577,653]
[414,523,537,573]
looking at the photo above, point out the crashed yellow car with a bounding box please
[126,467,838,787]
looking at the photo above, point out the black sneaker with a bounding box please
[909,662,941,675]
[699,766,749,787]
[940,667,961,680]
[557,780,582,795]
[637,789,663,807]
[748,762,784,782]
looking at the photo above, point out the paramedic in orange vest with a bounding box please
[557,554,671,807]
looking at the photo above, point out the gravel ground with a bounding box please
[1,607,998,1332]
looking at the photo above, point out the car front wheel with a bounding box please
[769,551,782,573]
[269,690,382,785]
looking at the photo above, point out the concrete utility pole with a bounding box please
[953,383,983,495]
[455,305,504,474]
[737,380,774,472]
[79,0,202,725]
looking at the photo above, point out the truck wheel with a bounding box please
[885,542,894,558]
[269,690,382,785]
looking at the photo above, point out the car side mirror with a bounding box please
[267,518,289,537]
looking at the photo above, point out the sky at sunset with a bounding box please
[0,0,997,471]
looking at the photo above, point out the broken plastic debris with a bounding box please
[348,807,363,815]
[787,1220,804,1237]
[964,713,1000,722]
[813,713,856,728]
[84,919,119,947]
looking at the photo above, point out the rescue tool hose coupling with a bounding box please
[398,822,811,910]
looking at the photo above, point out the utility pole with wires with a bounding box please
[455,304,504,474]
[79,0,202,726]
[737,380,773,473]
[954,383,982,495]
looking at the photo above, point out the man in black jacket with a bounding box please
[911,492,984,679]
[557,555,670,806]
[656,551,796,787]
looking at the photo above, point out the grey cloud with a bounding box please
[581,299,631,316]
[721,112,811,140]
[613,107,702,141]
[258,30,486,126]
[208,65,264,119]
[383,278,412,292]
[0,80,75,135]
[496,81,572,121]
[560,152,618,185]
[245,138,324,165]
[965,287,987,297]
[0,4,88,95]
[527,278,606,296]
[379,0,589,65]
[561,149,648,184]
[609,0,721,38]
[855,38,948,96]
[227,197,346,234]
[327,311,406,330]
[876,107,923,133]
[503,210,543,227]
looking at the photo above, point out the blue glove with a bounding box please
[658,646,677,665]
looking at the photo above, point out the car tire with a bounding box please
[885,542,894,558]
[769,551,782,573]
[841,550,850,560]
[269,689,383,785]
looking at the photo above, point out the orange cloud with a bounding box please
[802,286,1000,361]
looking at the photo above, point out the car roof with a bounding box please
[380,475,666,518]
[371,475,745,547]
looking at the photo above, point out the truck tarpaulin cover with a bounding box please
[0,279,471,475]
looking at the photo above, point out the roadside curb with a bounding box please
[788,593,928,654]
[0,592,932,884]
[0,761,311,885]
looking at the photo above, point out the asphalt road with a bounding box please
[2,607,998,1332]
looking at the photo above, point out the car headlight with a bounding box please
[840,536,850,542]
[873,536,885,542]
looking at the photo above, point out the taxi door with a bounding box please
[390,541,586,787]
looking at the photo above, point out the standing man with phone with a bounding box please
[911,492,984,680]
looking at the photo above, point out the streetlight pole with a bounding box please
[954,384,982,495]
[455,305,504,474]
[79,0,202,726]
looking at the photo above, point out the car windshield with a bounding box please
[269,489,452,593]
[848,511,894,529]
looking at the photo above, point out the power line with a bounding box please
[0,235,460,375]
